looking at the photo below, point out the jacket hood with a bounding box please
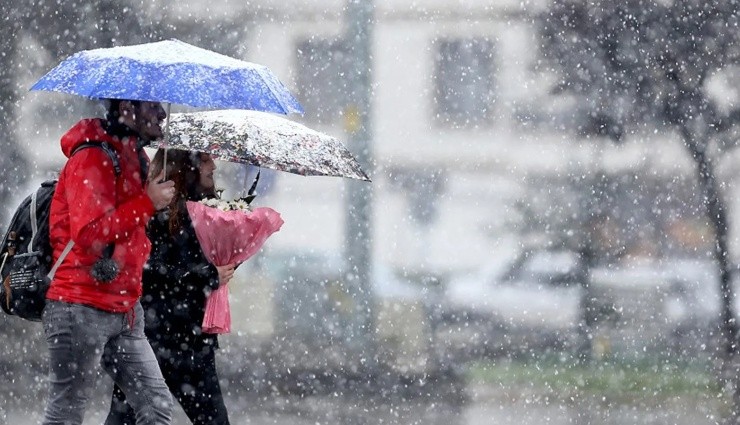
[60,119,122,158]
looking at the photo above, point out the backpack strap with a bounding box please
[47,241,74,281]
[29,189,39,254]
[46,142,122,279]
[72,142,121,177]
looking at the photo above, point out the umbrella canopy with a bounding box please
[152,110,371,182]
[30,39,303,114]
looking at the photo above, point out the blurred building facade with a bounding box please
[199,0,734,273]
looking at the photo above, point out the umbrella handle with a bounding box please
[162,103,172,178]
[248,169,260,197]
[241,168,260,205]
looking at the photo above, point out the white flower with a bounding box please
[199,197,253,214]
[201,198,221,208]
[233,199,252,212]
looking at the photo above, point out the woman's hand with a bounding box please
[216,263,236,284]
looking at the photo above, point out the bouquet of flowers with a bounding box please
[187,197,283,334]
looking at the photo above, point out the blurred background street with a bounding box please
[0,0,739,423]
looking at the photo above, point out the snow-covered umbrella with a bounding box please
[151,109,371,182]
[30,39,303,114]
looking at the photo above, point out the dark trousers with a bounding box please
[105,340,230,425]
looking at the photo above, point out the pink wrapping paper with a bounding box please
[186,201,284,334]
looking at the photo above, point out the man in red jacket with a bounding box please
[42,99,176,425]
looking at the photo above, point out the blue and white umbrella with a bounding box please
[30,39,303,115]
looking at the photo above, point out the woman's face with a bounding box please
[198,153,217,190]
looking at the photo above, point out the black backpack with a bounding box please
[0,142,120,321]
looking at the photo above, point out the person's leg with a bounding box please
[102,302,172,425]
[103,383,136,425]
[104,337,170,425]
[41,301,121,425]
[175,345,230,425]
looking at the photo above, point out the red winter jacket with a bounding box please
[47,119,155,312]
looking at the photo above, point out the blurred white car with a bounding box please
[440,249,585,357]
[441,250,729,360]
[589,259,724,356]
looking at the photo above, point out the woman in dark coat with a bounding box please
[105,149,236,425]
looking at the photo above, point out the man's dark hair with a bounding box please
[105,99,141,123]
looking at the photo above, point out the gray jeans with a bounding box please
[42,300,173,425]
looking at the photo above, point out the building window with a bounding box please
[433,38,496,127]
[295,38,349,124]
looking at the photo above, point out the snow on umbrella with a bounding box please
[30,39,303,114]
[154,109,371,182]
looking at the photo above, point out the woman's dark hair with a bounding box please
[149,148,217,235]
